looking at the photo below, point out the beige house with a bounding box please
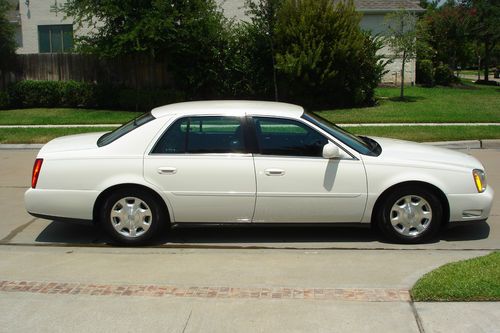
[7,0,423,84]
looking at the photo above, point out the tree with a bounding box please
[419,3,474,70]
[384,10,417,99]
[463,0,500,82]
[0,0,16,74]
[273,0,385,108]
[245,0,282,100]
[62,0,229,98]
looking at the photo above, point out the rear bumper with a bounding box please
[447,186,494,223]
[25,188,99,222]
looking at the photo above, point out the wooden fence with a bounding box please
[0,53,174,90]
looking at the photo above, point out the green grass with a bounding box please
[315,84,500,124]
[0,127,115,144]
[1,125,499,143]
[0,108,139,125]
[347,125,500,142]
[411,252,500,301]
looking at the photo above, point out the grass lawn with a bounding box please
[347,125,500,142]
[411,252,500,301]
[316,83,500,124]
[0,108,139,125]
[0,127,115,144]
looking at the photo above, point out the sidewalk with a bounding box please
[0,245,498,332]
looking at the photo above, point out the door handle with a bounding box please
[264,168,285,176]
[158,167,177,175]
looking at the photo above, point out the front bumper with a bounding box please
[447,186,494,222]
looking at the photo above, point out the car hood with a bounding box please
[370,136,483,170]
[39,132,108,154]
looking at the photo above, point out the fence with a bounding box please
[0,53,173,90]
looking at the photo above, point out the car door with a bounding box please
[144,115,256,223]
[251,116,367,223]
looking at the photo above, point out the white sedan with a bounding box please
[25,101,494,245]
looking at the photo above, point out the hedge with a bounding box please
[5,80,185,111]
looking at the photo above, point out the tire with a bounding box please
[99,188,165,245]
[375,185,443,244]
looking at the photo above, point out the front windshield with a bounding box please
[97,112,155,147]
[303,112,376,155]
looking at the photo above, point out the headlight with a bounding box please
[472,169,487,193]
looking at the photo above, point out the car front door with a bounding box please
[250,116,367,223]
[144,116,256,223]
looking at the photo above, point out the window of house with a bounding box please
[38,24,73,53]
[152,116,245,154]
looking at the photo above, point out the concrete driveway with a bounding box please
[0,148,499,332]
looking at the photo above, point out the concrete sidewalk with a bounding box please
[0,245,498,332]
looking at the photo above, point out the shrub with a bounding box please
[416,59,434,86]
[8,80,62,108]
[0,90,8,109]
[273,0,383,109]
[434,64,454,86]
[6,80,185,110]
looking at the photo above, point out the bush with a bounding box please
[0,90,8,109]
[434,64,455,86]
[417,60,434,86]
[6,80,185,110]
[273,0,383,109]
[8,80,62,108]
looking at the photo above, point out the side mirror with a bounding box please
[322,142,340,159]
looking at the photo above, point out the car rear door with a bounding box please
[144,115,256,223]
[250,116,367,223]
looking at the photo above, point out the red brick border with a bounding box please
[0,280,410,302]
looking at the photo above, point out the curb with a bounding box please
[1,140,500,150]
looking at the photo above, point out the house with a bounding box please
[7,0,424,84]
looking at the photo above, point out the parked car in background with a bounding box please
[25,101,494,245]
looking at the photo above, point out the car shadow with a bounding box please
[34,220,491,247]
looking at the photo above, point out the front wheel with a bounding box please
[99,188,165,245]
[376,186,443,244]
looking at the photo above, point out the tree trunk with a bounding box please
[400,52,406,99]
[270,39,279,101]
[483,38,490,82]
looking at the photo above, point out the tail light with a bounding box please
[31,158,43,188]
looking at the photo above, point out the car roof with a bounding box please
[151,100,305,118]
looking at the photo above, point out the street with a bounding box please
[0,148,499,332]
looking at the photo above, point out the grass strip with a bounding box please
[0,108,140,125]
[347,125,500,142]
[1,125,499,144]
[316,84,500,124]
[411,252,500,301]
[0,127,115,144]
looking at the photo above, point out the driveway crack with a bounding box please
[0,218,37,244]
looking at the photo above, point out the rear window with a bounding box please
[97,112,155,147]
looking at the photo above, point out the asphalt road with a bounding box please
[0,148,498,250]
[1,148,499,332]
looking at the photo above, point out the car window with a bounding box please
[152,116,245,154]
[98,112,155,147]
[253,117,328,157]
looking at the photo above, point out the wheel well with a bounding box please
[371,181,450,226]
[92,184,170,224]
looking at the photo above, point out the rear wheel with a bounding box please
[376,186,443,243]
[100,188,165,245]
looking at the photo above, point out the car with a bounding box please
[25,101,494,245]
